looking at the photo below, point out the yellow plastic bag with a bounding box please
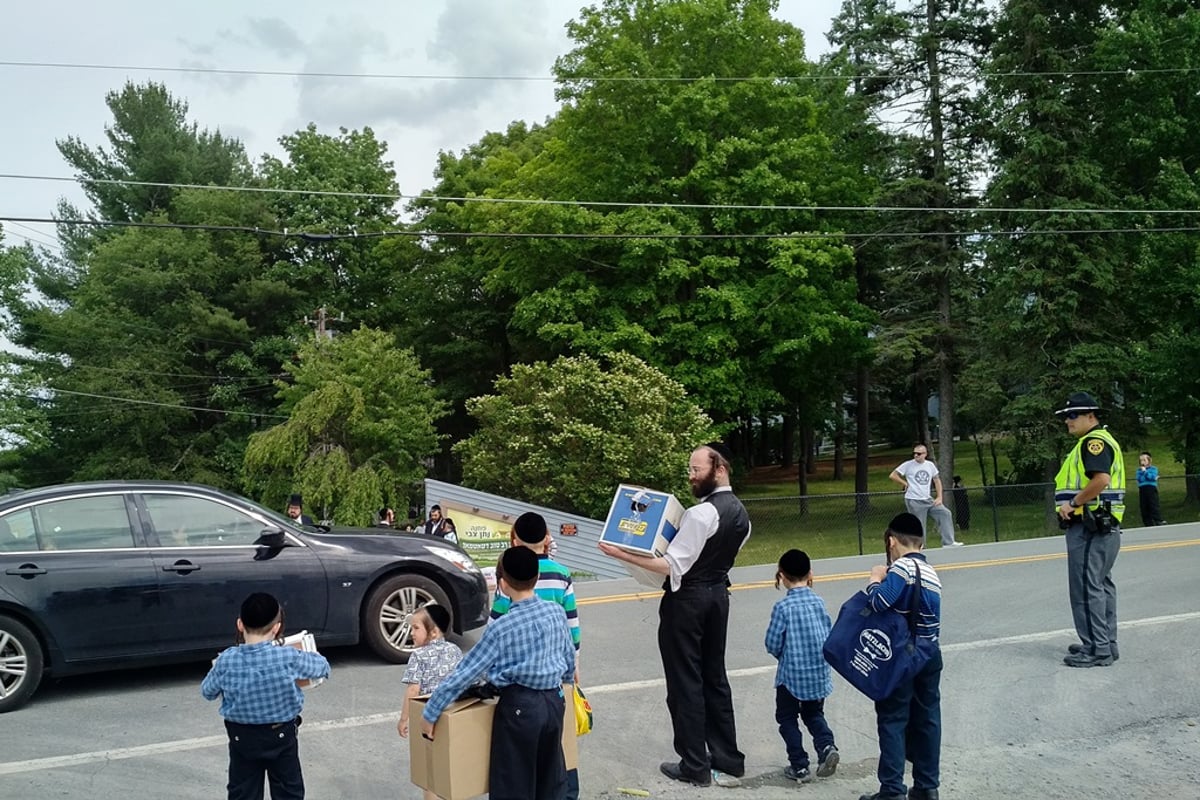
[573,684,593,736]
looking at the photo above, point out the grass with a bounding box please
[732,436,1194,567]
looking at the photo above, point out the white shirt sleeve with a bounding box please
[663,499,721,592]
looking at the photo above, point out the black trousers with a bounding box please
[1139,485,1163,526]
[658,582,744,782]
[489,685,566,800]
[224,719,303,800]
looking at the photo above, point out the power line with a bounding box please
[20,387,289,418]
[1,58,1196,83]
[4,173,1200,216]
[2,220,62,250]
[1,215,1197,241]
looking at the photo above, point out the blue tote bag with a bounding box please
[822,558,933,702]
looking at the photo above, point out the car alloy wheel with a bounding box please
[0,616,44,713]
[362,574,452,663]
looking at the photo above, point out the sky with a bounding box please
[0,0,843,253]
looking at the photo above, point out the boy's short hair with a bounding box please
[778,549,811,582]
[887,512,925,549]
[240,592,281,632]
[419,604,451,635]
[499,546,539,592]
[513,511,548,545]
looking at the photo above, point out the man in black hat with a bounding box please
[598,442,750,788]
[285,494,313,527]
[1053,391,1125,667]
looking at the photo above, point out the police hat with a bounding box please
[1054,391,1101,418]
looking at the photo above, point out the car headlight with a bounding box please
[424,545,481,573]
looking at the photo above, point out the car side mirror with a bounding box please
[254,528,288,548]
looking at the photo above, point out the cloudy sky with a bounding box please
[0,0,842,252]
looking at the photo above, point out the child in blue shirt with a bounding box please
[201,592,330,800]
[765,549,839,783]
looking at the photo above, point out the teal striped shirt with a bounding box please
[490,555,580,650]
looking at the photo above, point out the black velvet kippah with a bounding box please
[500,546,540,583]
[241,592,280,629]
[704,441,734,463]
[778,549,811,580]
[423,604,451,634]
[513,511,547,544]
[888,512,924,539]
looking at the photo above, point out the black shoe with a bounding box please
[859,793,907,800]
[1064,651,1114,668]
[1068,643,1119,661]
[910,789,940,800]
[816,745,839,777]
[783,765,811,783]
[659,761,711,787]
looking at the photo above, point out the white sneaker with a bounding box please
[946,541,965,547]
[711,770,741,788]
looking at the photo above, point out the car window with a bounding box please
[22,495,135,550]
[142,494,263,547]
[0,510,38,552]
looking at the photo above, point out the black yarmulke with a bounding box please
[704,441,734,463]
[513,511,547,544]
[423,604,451,634]
[888,512,924,539]
[778,549,811,580]
[240,592,280,629]
[500,546,540,583]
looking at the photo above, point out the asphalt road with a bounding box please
[1,524,1198,799]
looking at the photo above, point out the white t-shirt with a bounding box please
[895,459,939,501]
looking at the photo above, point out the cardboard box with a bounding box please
[409,686,578,800]
[600,485,685,586]
[279,630,325,689]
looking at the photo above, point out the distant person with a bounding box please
[1136,452,1166,527]
[859,513,943,800]
[491,511,581,799]
[375,507,395,528]
[889,445,962,547]
[598,442,750,789]
[201,592,331,800]
[420,505,452,538]
[950,475,970,531]
[285,494,314,527]
[396,605,462,800]
[1054,392,1124,667]
[765,549,838,784]
[420,547,576,800]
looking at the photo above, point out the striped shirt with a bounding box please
[490,555,581,650]
[866,553,942,641]
[422,595,575,724]
[200,641,330,724]
[765,586,834,701]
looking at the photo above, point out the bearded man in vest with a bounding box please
[1054,391,1125,668]
[598,442,751,788]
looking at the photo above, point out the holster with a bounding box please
[1082,504,1116,535]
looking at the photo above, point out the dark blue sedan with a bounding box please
[0,481,490,712]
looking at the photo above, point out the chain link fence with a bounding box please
[738,475,1198,563]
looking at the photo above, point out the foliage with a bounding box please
[244,326,447,525]
[455,352,714,518]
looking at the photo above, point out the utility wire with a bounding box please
[21,387,289,418]
[4,173,1200,216]
[2,58,1197,82]
[1,215,1197,241]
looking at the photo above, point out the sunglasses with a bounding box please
[1064,412,1083,420]
[913,451,926,456]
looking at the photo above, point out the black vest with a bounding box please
[680,490,750,588]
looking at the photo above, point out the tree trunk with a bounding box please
[833,394,846,481]
[781,411,796,469]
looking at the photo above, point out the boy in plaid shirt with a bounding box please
[765,549,839,783]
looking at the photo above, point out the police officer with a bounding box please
[1054,392,1124,667]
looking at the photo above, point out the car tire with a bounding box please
[362,574,453,664]
[0,615,44,713]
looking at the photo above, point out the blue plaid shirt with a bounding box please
[201,641,330,724]
[765,586,834,701]
[422,595,575,724]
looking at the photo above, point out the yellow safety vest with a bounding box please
[1054,426,1125,522]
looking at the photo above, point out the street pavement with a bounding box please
[1,523,1197,799]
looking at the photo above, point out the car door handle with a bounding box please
[162,561,201,573]
[5,564,47,577]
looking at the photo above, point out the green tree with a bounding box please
[455,352,714,518]
[244,326,447,524]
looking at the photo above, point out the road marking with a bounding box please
[2,609,1197,776]
[576,538,1200,605]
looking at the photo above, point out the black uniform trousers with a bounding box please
[658,581,745,782]
[224,718,304,800]
[489,684,566,800]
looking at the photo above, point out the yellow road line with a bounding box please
[576,537,1200,606]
